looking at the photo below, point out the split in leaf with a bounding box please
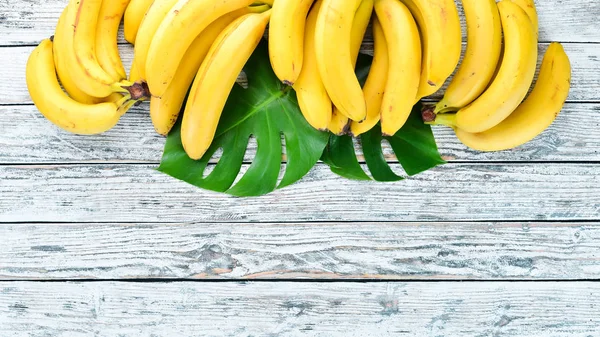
[321,53,446,181]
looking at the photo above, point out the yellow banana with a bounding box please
[268,0,314,85]
[508,0,538,37]
[96,0,131,81]
[399,0,461,100]
[53,5,105,104]
[146,0,256,98]
[293,0,332,132]
[375,0,421,136]
[432,43,571,152]
[68,0,129,98]
[328,111,351,136]
[454,1,537,133]
[349,15,388,137]
[27,39,123,135]
[133,0,179,81]
[124,0,154,44]
[329,0,373,135]
[150,6,264,136]
[434,0,502,113]
[315,0,366,122]
[181,10,272,160]
[128,58,142,83]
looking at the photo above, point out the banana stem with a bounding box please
[434,105,457,114]
[423,110,457,127]
[110,81,132,94]
[115,93,132,109]
[117,99,138,116]
[252,0,273,6]
[118,81,151,101]
[248,4,271,12]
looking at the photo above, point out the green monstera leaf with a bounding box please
[321,53,446,181]
[158,39,329,197]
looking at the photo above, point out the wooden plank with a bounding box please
[1,222,599,280]
[1,281,599,336]
[1,163,598,223]
[1,0,599,45]
[1,103,599,164]
[3,43,599,105]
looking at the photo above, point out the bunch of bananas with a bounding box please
[26,0,572,158]
[280,0,571,152]
[272,0,462,138]
[26,0,150,135]
[422,0,572,152]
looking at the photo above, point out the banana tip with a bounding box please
[127,81,151,101]
[421,106,436,123]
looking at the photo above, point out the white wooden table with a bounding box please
[1,0,600,335]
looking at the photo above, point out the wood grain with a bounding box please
[1,0,599,45]
[1,163,598,223]
[3,43,599,105]
[1,103,598,164]
[1,222,598,280]
[1,281,599,336]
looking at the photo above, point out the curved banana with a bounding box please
[181,10,272,160]
[315,0,366,122]
[68,0,129,98]
[375,0,421,136]
[268,0,314,85]
[454,1,538,133]
[150,6,264,136]
[432,43,571,152]
[399,0,461,100]
[508,0,538,37]
[434,0,502,113]
[293,0,332,132]
[27,39,123,135]
[132,0,179,81]
[96,0,131,81]
[145,0,257,98]
[124,0,154,44]
[349,15,388,137]
[329,0,373,135]
[53,5,105,104]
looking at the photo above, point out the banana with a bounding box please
[454,1,538,133]
[132,0,179,81]
[328,111,351,136]
[145,0,257,98]
[431,43,571,152]
[399,0,461,100]
[128,58,142,83]
[150,6,265,136]
[293,0,332,132]
[268,0,314,85]
[67,0,130,98]
[434,0,502,114]
[315,0,366,122]
[53,5,105,104]
[375,0,421,136]
[181,10,272,160]
[96,0,131,81]
[124,0,154,44]
[329,0,373,135]
[27,39,123,135]
[508,0,538,37]
[349,15,388,137]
